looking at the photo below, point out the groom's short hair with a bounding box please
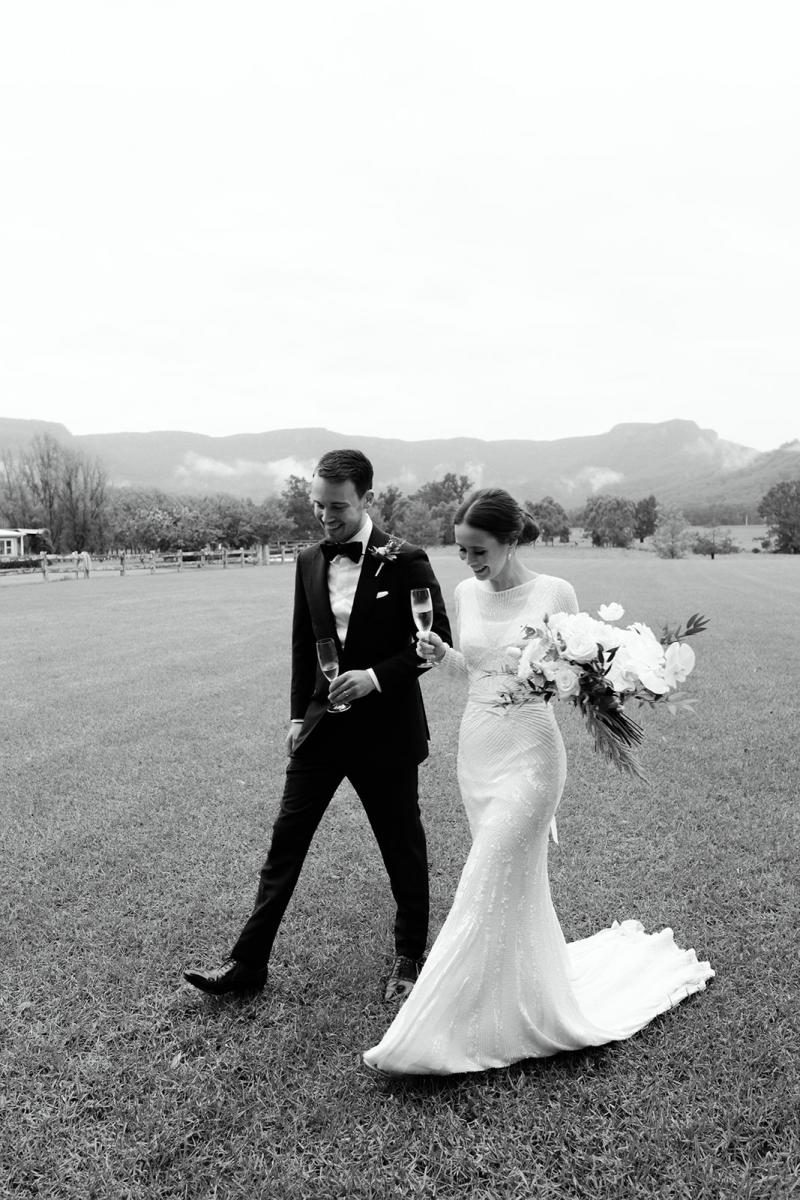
[314,449,374,497]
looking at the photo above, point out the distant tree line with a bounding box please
[577,492,734,559]
[0,442,572,554]
[579,482,800,556]
[2,434,799,555]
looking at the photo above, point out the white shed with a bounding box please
[0,528,48,558]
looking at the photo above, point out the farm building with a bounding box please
[0,528,48,558]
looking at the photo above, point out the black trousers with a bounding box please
[229,727,429,967]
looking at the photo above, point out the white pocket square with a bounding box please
[376,590,389,599]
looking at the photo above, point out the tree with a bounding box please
[252,496,295,545]
[683,502,754,526]
[633,495,658,543]
[525,496,571,545]
[405,473,475,545]
[652,504,693,559]
[411,472,473,509]
[173,502,215,551]
[207,494,258,547]
[0,450,39,527]
[281,475,318,540]
[431,500,459,545]
[59,449,108,551]
[394,499,442,547]
[21,434,66,549]
[582,495,636,548]
[693,529,741,558]
[758,480,800,553]
[373,485,405,532]
[106,488,180,551]
[0,435,108,552]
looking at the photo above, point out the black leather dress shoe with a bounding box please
[183,959,268,995]
[383,955,424,1003]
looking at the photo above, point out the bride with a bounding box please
[363,488,713,1076]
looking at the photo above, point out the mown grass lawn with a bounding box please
[2,548,798,1199]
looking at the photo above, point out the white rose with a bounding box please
[564,634,599,663]
[613,625,668,694]
[553,663,582,699]
[547,612,600,663]
[663,641,696,688]
[605,655,636,694]
[551,610,622,656]
[598,602,625,622]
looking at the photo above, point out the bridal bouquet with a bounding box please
[499,604,708,779]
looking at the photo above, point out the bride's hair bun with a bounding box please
[520,513,539,546]
[454,488,539,546]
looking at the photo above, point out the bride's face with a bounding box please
[454,523,510,582]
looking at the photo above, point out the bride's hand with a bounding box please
[416,631,445,664]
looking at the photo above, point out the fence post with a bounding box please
[149,550,156,574]
[222,547,228,569]
[120,551,126,576]
[40,552,48,581]
[177,549,183,572]
[281,545,286,563]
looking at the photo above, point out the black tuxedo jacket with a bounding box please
[289,526,452,764]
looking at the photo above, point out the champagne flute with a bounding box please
[411,587,434,669]
[316,638,350,712]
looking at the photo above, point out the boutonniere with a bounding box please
[368,535,406,577]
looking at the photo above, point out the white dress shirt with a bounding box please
[323,515,381,696]
[291,518,381,728]
[292,516,383,720]
[327,515,373,649]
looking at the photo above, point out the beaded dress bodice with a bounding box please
[443,574,580,705]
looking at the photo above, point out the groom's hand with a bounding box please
[286,720,303,755]
[328,669,376,707]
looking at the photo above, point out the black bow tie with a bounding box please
[321,540,363,564]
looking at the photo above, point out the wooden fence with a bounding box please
[0,544,314,581]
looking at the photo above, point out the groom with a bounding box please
[184,449,451,1002]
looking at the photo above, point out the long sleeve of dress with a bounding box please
[435,585,468,677]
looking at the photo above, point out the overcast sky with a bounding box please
[1,1,798,452]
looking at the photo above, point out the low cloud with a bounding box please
[391,469,421,491]
[685,440,759,470]
[718,444,759,469]
[262,456,318,486]
[463,460,486,490]
[176,453,241,480]
[174,452,315,488]
[560,466,624,495]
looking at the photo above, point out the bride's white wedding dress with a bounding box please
[364,574,714,1076]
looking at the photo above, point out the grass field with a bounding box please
[2,548,798,1199]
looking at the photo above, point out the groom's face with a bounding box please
[311,475,373,543]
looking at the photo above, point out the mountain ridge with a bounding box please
[2,416,798,513]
